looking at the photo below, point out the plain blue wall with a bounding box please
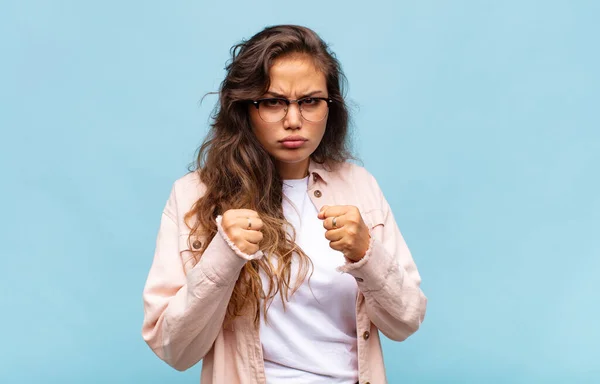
[1,1,598,383]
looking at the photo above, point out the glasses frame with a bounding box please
[250,97,333,123]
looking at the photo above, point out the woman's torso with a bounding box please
[259,175,359,383]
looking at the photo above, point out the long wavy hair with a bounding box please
[184,25,354,327]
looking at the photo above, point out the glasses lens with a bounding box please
[257,98,330,122]
[300,98,329,122]
[258,99,287,122]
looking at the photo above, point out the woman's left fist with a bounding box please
[318,205,370,262]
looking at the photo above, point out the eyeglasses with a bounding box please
[250,97,332,123]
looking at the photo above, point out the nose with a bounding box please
[283,102,302,130]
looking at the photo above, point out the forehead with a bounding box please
[268,54,327,95]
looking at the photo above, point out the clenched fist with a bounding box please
[318,205,370,262]
[221,209,264,255]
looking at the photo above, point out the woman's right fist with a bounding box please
[221,209,264,255]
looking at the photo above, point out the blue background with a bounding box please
[1,1,598,383]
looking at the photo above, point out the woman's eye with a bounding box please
[302,98,316,105]
[264,99,283,107]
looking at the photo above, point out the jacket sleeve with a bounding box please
[338,175,427,341]
[141,186,259,371]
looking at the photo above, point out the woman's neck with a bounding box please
[276,159,310,180]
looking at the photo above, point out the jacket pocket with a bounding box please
[362,208,386,229]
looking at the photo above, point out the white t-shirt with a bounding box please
[260,176,359,384]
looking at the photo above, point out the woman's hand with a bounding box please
[221,209,264,254]
[318,205,370,262]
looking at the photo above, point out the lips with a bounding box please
[280,135,308,143]
[279,135,308,149]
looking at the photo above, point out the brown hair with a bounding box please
[184,25,354,327]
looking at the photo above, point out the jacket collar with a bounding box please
[308,159,332,185]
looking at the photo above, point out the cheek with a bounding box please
[314,120,328,140]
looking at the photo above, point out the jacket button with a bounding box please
[192,240,203,250]
[314,190,322,198]
[313,173,318,182]
[363,331,370,340]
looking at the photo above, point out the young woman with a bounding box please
[142,25,427,384]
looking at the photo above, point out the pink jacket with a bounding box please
[142,161,427,384]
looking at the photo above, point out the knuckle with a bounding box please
[230,228,242,241]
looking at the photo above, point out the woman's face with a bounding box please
[249,54,328,180]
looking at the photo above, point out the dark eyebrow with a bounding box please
[264,90,326,99]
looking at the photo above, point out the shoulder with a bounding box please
[172,170,205,198]
[163,170,207,223]
[324,160,385,205]
[326,161,379,188]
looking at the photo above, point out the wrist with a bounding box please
[345,241,369,263]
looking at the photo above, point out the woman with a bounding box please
[142,25,427,384]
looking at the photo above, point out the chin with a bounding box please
[273,148,313,164]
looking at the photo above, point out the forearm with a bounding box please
[142,215,250,371]
[339,227,427,341]
[359,239,427,340]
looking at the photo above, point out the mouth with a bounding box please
[279,136,308,149]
